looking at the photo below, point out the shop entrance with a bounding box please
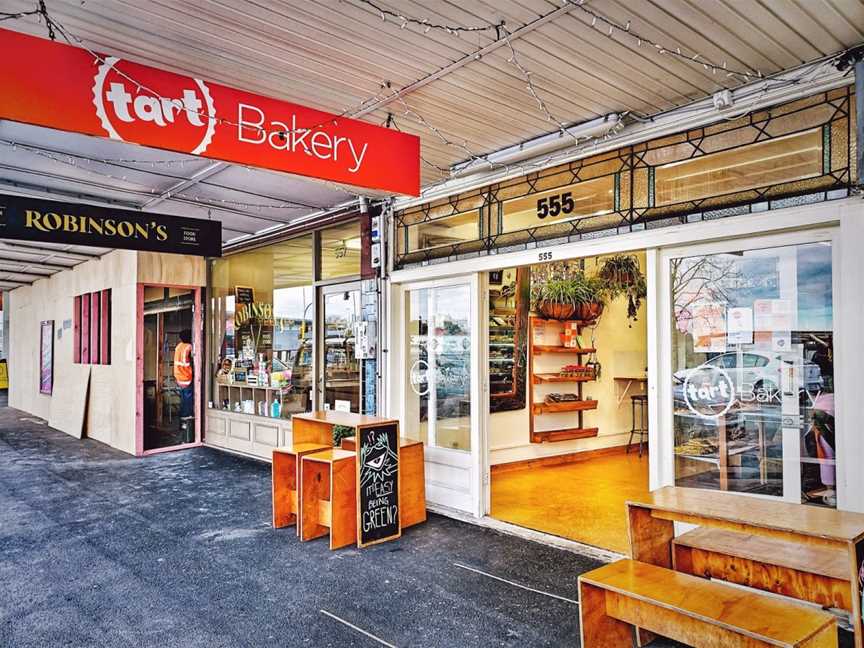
[487,253,651,553]
[395,275,484,516]
[139,285,202,454]
[319,282,362,413]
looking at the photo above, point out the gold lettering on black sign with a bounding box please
[24,210,169,241]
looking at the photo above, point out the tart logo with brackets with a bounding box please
[92,57,217,155]
[683,363,737,419]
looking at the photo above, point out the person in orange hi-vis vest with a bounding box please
[173,329,194,420]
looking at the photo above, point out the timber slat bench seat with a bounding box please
[673,527,852,613]
[578,559,837,648]
[300,449,357,550]
[271,443,331,536]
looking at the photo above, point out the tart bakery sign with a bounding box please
[0,28,420,196]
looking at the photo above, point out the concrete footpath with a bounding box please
[0,406,677,647]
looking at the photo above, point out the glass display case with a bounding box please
[488,267,529,413]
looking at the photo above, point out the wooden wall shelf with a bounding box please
[532,427,599,443]
[532,373,594,384]
[529,315,600,444]
[533,345,595,355]
[532,399,598,415]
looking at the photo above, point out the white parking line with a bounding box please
[319,609,397,647]
[453,563,580,605]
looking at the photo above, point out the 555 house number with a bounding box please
[536,191,575,219]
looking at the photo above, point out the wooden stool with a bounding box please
[300,449,357,550]
[627,394,648,457]
[272,443,331,535]
[340,436,427,529]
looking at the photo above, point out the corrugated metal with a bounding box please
[0,0,860,273]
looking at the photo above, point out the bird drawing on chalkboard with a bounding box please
[360,432,398,489]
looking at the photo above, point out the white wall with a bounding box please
[9,250,138,454]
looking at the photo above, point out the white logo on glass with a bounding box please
[683,363,736,419]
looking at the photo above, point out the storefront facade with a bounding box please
[385,86,863,531]
[8,250,206,456]
[204,213,382,460]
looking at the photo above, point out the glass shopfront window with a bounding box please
[670,241,835,507]
[208,221,363,421]
[210,235,315,419]
[319,220,361,280]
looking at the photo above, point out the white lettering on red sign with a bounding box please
[92,56,369,174]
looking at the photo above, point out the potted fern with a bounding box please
[533,273,606,323]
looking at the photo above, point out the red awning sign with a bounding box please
[0,28,420,196]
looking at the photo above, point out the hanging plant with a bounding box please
[532,273,607,323]
[598,254,647,323]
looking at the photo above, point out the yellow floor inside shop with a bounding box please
[490,448,650,554]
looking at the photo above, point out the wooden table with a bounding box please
[292,410,399,446]
[627,486,864,648]
[614,375,647,406]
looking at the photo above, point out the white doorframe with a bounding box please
[388,273,485,517]
[656,226,840,504]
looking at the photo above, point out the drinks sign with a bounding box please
[0,28,420,196]
[356,423,400,547]
[0,194,222,256]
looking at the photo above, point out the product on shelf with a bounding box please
[559,364,595,379]
[545,392,581,403]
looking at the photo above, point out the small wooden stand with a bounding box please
[300,449,357,550]
[272,411,426,550]
[272,443,331,534]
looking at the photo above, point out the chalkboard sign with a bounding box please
[356,422,400,547]
[234,285,254,304]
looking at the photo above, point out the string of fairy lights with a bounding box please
[0,139,328,213]
[2,0,857,210]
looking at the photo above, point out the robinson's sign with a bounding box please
[0,194,222,257]
[0,28,420,196]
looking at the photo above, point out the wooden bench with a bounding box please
[300,449,357,550]
[579,559,837,648]
[272,443,331,535]
[627,487,864,648]
[340,435,427,529]
[673,527,852,613]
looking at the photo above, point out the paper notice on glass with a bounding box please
[692,303,726,352]
[754,299,792,331]
[727,307,754,345]
[772,331,792,352]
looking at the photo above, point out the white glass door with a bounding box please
[401,275,484,516]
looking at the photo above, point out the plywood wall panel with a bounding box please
[8,250,139,454]
[137,252,205,286]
